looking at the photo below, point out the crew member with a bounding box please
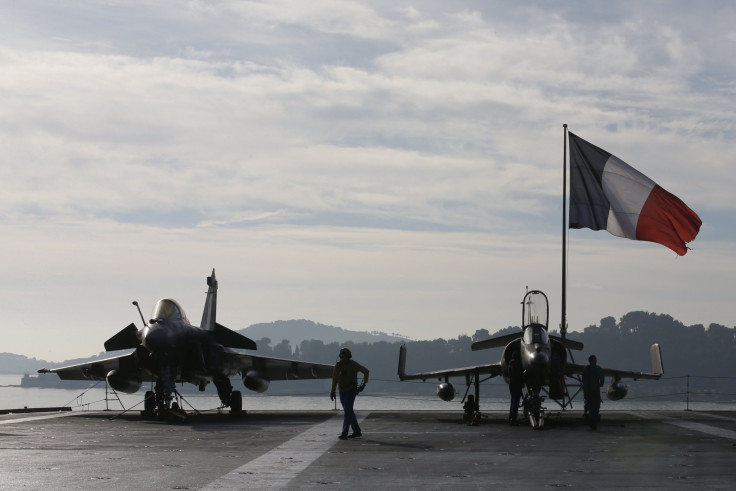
[582,354,605,429]
[330,348,369,440]
[463,394,479,425]
[508,350,524,425]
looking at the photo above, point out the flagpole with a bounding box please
[561,124,568,339]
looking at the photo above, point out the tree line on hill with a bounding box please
[254,311,734,377]
[4,311,734,401]
[248,311,735,399]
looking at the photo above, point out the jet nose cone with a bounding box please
[142,324,168,354]
[530,350,548,366]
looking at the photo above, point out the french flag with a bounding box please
[568,132,702,256]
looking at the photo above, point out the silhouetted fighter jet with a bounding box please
[399,290,663,429]
[40,269,333,417]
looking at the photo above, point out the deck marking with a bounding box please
[0,412,74,425]
[627,411,736,441]
[662,419,736,440]
[202,412,369,490]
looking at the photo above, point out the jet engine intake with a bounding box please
[106,369,142,394]
[243,370,270,393]
[437,382,456,401]
[606,378,628,401]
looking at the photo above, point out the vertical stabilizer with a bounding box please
[398,344,408,380]
[650,343,664,377]
[201,269,217,331]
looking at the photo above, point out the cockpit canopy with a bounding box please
[150,299,189,323]
[523,324,550,345]
[522,290,549,330]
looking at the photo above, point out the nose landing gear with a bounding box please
[523,392,546,430]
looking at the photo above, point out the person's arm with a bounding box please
[330,365,338,400]
[358,365,369,391]
[331,365,339,391]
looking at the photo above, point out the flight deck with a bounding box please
[1,410,735,490]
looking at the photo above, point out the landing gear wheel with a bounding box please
[230,390,242,415]
[161,406,187,423]
[143,390,155,416]
[526,395,546,430]
[533,410,546,430]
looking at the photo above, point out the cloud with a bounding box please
[0,1,734,359]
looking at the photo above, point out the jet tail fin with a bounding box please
[650,343,664,377]
[201,269,218,331]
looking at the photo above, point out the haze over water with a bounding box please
[2,375,730,413]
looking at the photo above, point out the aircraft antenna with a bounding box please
[132,301,147,326]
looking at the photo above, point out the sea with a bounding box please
[1,374,733,413]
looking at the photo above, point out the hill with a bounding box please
[0,320,407,374]
[238,319,408,347]
[0,353,53,374]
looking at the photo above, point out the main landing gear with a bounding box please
[523,392,546,430]
[141,369,244,420]
[214,374,243,416]
[142,389,188,422]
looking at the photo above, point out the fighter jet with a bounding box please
[39,269,334,418]
[398,289,663,429]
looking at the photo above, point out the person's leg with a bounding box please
[509,389,520,422]
[339,390,352,436]
[341,389,361,434]
[588,398,600,429]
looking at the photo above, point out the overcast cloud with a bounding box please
[1,1,734,360]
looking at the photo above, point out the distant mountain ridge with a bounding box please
[1,319,408,373]
[6,313,734,381]
[0,353,53,375]
[238,319,408,347]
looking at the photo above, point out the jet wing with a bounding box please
[471,332,522,351]
[549,335,584,351]
[222,350,335,380]
[564,344,664,381]
[41,349,333,384]
[398,363,502,381]
[398,344,502,381]
[38,350,155,382]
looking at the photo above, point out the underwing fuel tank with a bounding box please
[106,369,142,394]
[606,379,628,400]
[243,370,270,393]
[437,382,456,401]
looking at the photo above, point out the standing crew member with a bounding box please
[507,350,524,425]
[582,354,605,429]
[330,348,369,440]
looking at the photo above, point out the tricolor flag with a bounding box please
[568,132,701,255]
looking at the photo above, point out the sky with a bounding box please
[1,1,734,361]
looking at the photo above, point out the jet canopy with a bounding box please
[523,323,549,345]
[151,299,189,323]
[522,290,548,330]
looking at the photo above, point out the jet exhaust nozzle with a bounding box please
[106,369,142,394]
[243,370,270,393]
[436,382,456,402]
